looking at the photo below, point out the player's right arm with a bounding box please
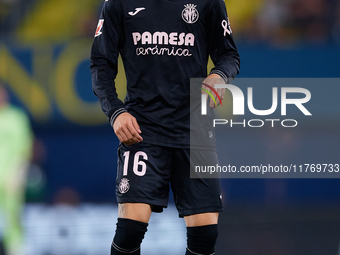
[90,0,142,145]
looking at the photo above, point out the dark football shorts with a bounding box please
[116,142,223,217]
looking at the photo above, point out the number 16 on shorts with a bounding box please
[117,148,148,194]
[122,151,148,177]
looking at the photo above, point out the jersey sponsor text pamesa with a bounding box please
[132,31,195,57]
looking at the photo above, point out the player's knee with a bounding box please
[111,218,148,255]
[186,224,218,255]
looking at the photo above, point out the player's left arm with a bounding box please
[206,0,240,108]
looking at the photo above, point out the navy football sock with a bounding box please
[111,218,148,255]
[185,224,218,255]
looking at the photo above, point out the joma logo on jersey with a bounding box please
[132,32,195,46]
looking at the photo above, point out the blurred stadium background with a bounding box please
[0,0,340,254]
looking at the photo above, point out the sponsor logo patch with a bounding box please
[95,19,104,37]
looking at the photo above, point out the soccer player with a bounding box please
[90,0,240,254]
[0,85,33,255]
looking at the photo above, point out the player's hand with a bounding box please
[113,112,143,145]
[202,73,225,108]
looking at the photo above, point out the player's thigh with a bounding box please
[118,203,152,223]
[170,149,223,218]
[184,212,219,227]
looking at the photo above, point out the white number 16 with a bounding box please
[123,151,148,176]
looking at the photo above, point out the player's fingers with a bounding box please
[131,117,142,134]
[209,97,215,108]
[217,88,223,107]
[114,121,134,145]
[119,125,137,145]
[122,130,138,145]
[131,118,143,143]
[126,119,143,143]
[220,88,225,101]
[212,88,225,108]
[214,88,221,108]
[201,83,212,107]
[201,84,209,105]
[210,87,220,108]
[117,130,129,144]
[115,132,123,143]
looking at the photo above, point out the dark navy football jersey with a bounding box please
[90,0,240,148]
